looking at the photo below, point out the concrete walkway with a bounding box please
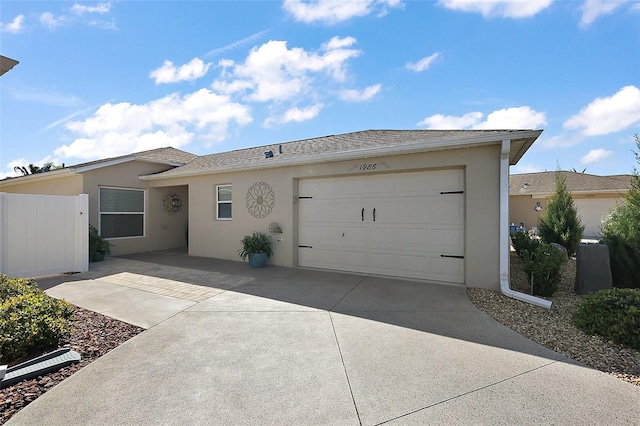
[8,251,640,425]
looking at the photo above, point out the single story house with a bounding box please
[1,129,543,294]
[509,171,631,238]
[0,147,196,255]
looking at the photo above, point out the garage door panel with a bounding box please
[298,169,465,283]
[430,257,464,282]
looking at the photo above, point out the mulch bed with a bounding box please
[0,306,143,424]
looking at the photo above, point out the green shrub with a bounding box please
[538,171,585,256]
[602,134,640,289]
[603,235,640,289]
[574,288,640,350]
[89,224,111,261]
[0,273,39,299]
[0,277,74,363]
[522,243,565,297]
[510,232,540,259]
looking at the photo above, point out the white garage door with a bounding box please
[298,169,465,283]
[574,198,619,238]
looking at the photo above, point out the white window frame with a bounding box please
[98,186,146,239]
[216,184,232,220]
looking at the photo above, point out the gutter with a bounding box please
[500,139,552,309]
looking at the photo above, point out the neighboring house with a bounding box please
[509,171,631,238]
[0,147,196,255]
[1,129,542,291]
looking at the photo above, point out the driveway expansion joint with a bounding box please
[374,360,565,425]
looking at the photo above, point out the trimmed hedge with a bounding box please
[0,274,74,363]
[573,288,640,350]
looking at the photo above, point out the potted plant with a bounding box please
[89,225,111,262]
[238,232,272,268]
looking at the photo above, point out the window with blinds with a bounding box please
[216,185,232,220]
[99,187,145,238]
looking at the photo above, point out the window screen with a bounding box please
[99,187,144,238]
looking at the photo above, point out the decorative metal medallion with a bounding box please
[246,181,275,219]
[162,193,183,213]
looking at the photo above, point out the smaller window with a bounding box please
[217,185,232,220]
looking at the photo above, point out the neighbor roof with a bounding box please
[510,171,632,195]
[141,129,541,180]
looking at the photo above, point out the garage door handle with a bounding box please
[373,208,376,222]
[441,254,465,259]
[362,208,365,221]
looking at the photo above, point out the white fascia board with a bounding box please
[71,157,184,173]
[140,130,543,181]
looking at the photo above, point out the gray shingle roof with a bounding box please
[71,147,197,169]
[146,129,539,179]
[510,171,632,195]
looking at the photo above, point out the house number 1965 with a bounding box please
[359,163,377,171]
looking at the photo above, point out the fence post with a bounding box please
[75,194,89,273]
[0,193,5,274]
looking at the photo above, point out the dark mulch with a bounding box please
[0,306,143,424]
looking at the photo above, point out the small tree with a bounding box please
[602,134,640,288]
[537,170,585,256]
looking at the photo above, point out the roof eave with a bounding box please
[0,169,73,187]
[140,130,543,181]
[71,156,186,173]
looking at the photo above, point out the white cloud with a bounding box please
[339,84,381,102]
[40,12,64,30]
[278,103,325,125]
[580,0,629,26]
[283,0,402,24]
[581,148,613,164]
[0,14,24,34]
[438,0,553,18]
[511,162,544,174]
[150,58,212,84]
[406,53,440,72]
[536,133,584,149]
[474,106,547,129]
[205,30,269,58]
[418,112,483,128]
[212,37,361,102]
[71,2,112,15]
[55,89,252,160]
[418,107,546,129]
[564,86,640,136]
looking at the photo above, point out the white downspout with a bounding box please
[500,140,552,309]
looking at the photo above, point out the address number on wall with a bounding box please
[359,163,377,171]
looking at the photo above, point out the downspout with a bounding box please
[500,140,552,309]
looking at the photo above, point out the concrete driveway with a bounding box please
[8,251,640,425]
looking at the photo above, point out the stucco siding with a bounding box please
[0,174,83,196]
[153,144,502,290]
[510,192,624,236]
[82,162,188,255]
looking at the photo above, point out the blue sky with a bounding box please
[1,0,639,179]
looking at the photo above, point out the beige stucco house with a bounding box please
[509,171,631,238]
[1,129,543,295]
[0,147,196,255]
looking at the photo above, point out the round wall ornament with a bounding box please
[162,193,183,213]
[246,181,275,219]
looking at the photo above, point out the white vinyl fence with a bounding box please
[0,193,89,278]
